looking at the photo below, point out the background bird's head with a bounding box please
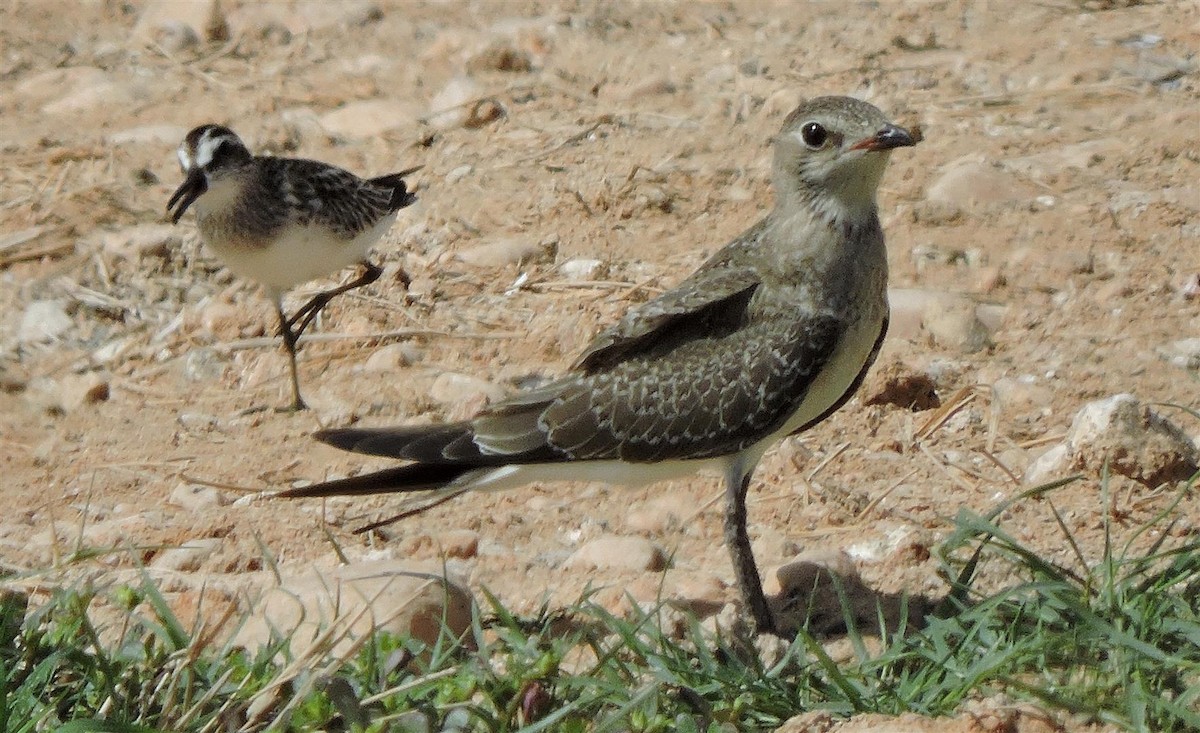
[167,124,252,223]
[772,96,917,219]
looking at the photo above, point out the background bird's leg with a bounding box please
[275,299,307,412]
[724,465,775,635]
[288,261,383,341]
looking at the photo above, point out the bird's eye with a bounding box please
[800,122,827,149]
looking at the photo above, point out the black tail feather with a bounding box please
[370,166,421,212]
[278,462,471,498]
[315,424,474,461]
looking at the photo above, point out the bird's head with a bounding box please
[772,96,918,219]
[167,124,252,224]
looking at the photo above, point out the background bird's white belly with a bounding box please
[211,215,394,294]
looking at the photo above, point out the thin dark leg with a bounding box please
[275,303,307,412]
[725,470,775,635]
[287,261,383,341]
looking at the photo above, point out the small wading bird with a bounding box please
[167,124,419,411]
[282,96,918,635]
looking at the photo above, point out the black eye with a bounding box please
[800,121,827,149]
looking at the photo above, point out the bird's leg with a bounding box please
[287,261,383,341]
[725,468,775,635]
[275,301,307,412]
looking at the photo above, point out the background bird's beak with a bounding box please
[849,123,918,151]
[167,168,207,223]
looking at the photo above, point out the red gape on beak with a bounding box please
[849,123,919,152]
[167,168,207,223]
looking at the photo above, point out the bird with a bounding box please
[167,124,420,411]
[280,96,918,635]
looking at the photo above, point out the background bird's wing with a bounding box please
[266,158,395,236]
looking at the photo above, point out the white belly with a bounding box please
[208,215,394,296]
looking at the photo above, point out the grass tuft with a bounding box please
[1,473,1196,731]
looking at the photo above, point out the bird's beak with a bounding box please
[849,123,919,152]
[167,168,207,224]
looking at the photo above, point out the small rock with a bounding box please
[429,372,506,418]
[566,535,667,572]
[625,492,694,534]
[558,258,604,281]
[363,342,420,372]
[427,76,481,129]
[603,76,676,102]
[446,164,473,184]
[108,124,188,147]
[925,156,1033,212]
[232,560,474,656]
[98,223,180,260]
[1157,338,1200,371]
[667,573,727,618]
[131,0,228,46]
[320,99,417,140]
[435,530,480,559]
[1025,443,1070,486]
[59,372,110,411]
[992,376,1053,417]
[1067,395,1199,487]
[921,297,992,353]
[151,538,221,572]
[183,347,227,382]
[466,41,532,73]
[454,237,553,268]
[19,300,73,344]
[168,482,228,511]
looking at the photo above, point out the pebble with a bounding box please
[445,164,473,184]
[566,535,667,572]
[427,76,481,129]
[168,482,228,511]
[107,124,189,147]
[19,300,73,344]
[319,99,417,140]
[1157,338,1200,371]
[888,288,993,352]
[454,237,553,268]
[428,372,506,417]
[624,492,694,534]
[991,376,1053,418]
[558,258,604,281]
[131,0,228,46]
[1025,394,1199,487]
[466,41,533,73]
[602,76,676,102]
[233,559,473,657]
[182,347,227,382]
[435,529,480,559]
[363,342,421,372]
[59,372,110,411]
[925,156,1032,211]
[98,223,180,260]
[151,538,222,572]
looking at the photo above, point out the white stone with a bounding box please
[232,560,474,656]
[19,300,73,344]
[151,538,222,572]
[168,482,228,511]
[319,99,417,140]
[926,156,1032,211]
[566,535,667,572]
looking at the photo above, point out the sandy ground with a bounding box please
[1,1,1198,729]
